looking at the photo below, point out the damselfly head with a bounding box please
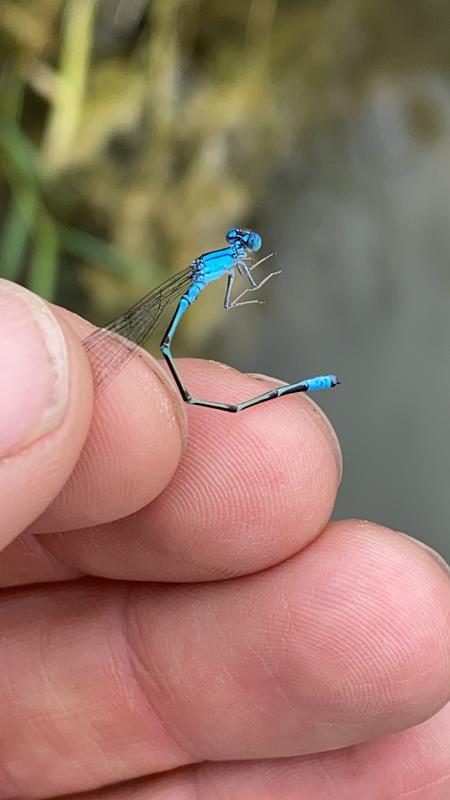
[226,228,262,253]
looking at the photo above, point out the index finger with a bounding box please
[32,327,342,582]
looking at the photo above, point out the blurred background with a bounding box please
[1,0,449,559]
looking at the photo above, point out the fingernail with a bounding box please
[0,280,69,457]
[247,372,343,484]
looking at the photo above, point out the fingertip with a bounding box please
[299,520,450,725]
[246,371,343,484]
[0,284,94,545]
[393,530,450,579]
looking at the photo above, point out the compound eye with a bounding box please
[226,228,239,244]
[247,231,262,252]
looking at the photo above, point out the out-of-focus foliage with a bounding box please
[0,0,449,332]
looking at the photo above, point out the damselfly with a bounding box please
[83,228,339,412]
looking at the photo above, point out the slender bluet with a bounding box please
[83,228,340,412]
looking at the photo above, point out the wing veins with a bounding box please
[83,267,192,390]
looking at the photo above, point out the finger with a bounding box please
[50,703,450,799]
[1,521,448,798]
[31,359,342,584]
[0,280,92,548]
[30,308,186,532]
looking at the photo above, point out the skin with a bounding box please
[0,278,449,800]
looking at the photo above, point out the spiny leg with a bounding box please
[236,251,276,284]
[224,255,281,309]
[223,271,235,310]
[227,269,281,309]
[224,270,267,310]
[160,299,339,412]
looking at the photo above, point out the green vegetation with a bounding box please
[0,0,448,333]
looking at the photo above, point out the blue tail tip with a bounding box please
[304,374,340,391]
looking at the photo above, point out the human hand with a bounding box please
[0,278,449,800]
